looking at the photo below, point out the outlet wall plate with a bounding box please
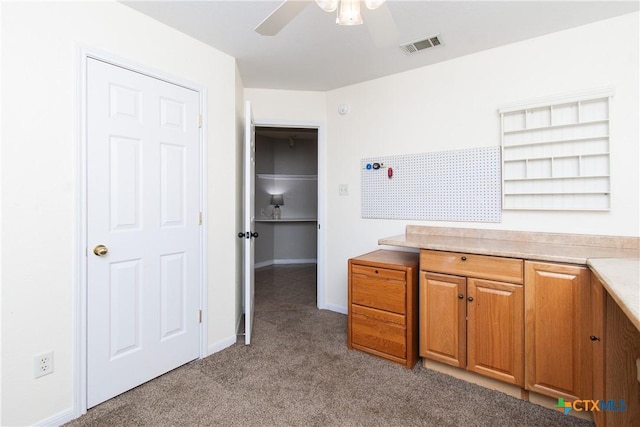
[34,351,54,378]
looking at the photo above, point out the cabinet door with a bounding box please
[467,278,523,386]
[590,272,605,427]
[419,271,466,368]
[524,261,591,401]
[604,291,640,426]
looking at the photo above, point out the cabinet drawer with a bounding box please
[351,269,406,314]
[351,303,406,326]
[351,264,406,282]
[351,305,406,359]
[420,250,523,284]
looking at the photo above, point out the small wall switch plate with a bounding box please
[339,184,349,196]
[34,351,54,378]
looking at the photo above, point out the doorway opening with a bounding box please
[254,126,318,306]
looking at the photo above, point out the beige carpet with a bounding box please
[66,264,592,426]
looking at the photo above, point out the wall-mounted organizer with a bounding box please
[361,146,501,223]
[499,89,613,211]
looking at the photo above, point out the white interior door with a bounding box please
[243,101,256,345]
[86,58,201,407]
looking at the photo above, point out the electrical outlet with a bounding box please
[339,184,349,196]
[34,351,54,378]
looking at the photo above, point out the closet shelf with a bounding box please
[256,174,317,180]
[255,218,317,223]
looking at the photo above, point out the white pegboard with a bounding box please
[361,146,502,222]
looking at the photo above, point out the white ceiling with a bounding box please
[123,1,639,91]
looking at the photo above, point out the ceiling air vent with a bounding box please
[400,35,442,55]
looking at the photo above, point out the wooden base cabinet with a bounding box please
[348,250,419,369]
[524,261,592,401]
[591,272,640,427]
[419,250,524,386]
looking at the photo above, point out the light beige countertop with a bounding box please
[588,258,640,331]
[379,226,640,330]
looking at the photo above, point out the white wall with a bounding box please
[249,13,640,314]
[1,1,238,425]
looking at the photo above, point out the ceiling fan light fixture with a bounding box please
[316,0,339,12]
[336,0,363,26]
[364,0,385,10]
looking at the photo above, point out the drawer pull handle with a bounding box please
[458,294,464,299]
[467,296,474,302]
[590,335,600,342]
[461,256,467,261]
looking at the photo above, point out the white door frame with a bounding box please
[73,45,208,417]
[253,118,327,309]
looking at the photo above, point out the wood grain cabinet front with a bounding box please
[348,250,419,369]
[524,261,592,401]
[420,250,524,386]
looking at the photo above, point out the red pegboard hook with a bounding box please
[388,167,393,178]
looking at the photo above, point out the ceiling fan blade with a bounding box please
[255,1,311,36]
[364,2,398,48]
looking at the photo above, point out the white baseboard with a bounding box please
[206,335,237,356]
[323,303,348,315]
[254,260,272,269]
[255,258,317,269]
[35,408,75,427]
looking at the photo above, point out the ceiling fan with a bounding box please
[255,0,393,38]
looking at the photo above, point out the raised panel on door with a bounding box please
[419,271,466,368]
[160,143,187,228]
[160,252,187,340]
[467,278,523,386]
[109,136,141,231]
[524,261,591,400]
[108,259,143,358]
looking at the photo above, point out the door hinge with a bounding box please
[198,211,203,225]
[198,114,203,128]
[198,309,202,323]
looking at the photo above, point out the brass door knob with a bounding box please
[93,245,109,256]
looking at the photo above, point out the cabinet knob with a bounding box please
[458,294,464,299]
[374,270,379,274]
[461,256,467,261]
[467,296,474,302]
[590,335,600,342]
